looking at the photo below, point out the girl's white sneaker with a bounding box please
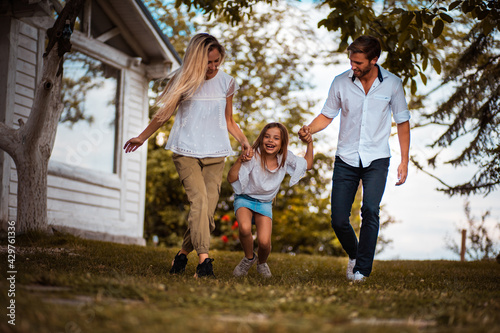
[256,262,272,278]
[233,254,258,277]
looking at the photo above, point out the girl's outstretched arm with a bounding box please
[227,155,244,183]
[304,139,314,170]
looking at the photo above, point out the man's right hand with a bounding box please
[298,125,312,143]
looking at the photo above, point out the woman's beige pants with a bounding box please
[173,154,225,255]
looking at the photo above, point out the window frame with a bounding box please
[49,41,126,189]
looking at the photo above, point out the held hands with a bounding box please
[123,137,145,153]
[298,125,313,144]
[240,142,253,162]
[239,152,252,163]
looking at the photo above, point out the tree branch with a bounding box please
[44,0,84,57]
[21,47,61,152]
[0,122,19,158]
[410,155,453,189]
[21,0,85,153]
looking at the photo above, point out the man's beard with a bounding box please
[353,66,372,78]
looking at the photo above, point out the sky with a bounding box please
[290,1,500,261]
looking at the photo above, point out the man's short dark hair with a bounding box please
[347,35,381,61]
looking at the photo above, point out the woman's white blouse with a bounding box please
[165,71,239,158]
[231,150,308,202]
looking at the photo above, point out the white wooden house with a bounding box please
[0,0,181,244]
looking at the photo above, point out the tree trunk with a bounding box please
[0,0,85,232]
[15,150,50,232]
[13,43,64,233]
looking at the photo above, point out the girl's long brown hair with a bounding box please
[252,123,289,170]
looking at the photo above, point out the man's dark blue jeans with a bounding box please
[330,157,390,277]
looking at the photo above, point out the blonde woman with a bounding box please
[124,33,252,278]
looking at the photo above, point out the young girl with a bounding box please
[227,123,313,277]
[124,33,252,278]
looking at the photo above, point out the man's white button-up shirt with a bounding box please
[320,65,410,168]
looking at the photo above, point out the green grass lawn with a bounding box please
[1,232,499,333]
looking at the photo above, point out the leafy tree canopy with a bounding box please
[174,0,497,92]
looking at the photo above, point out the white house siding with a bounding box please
[7,20,39,221]
[5,18,150,245]
[121,69,149,239]
[47,174,121,227]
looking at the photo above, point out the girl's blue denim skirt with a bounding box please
[233,194,273,219]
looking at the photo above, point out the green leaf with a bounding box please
[422,56,428,71]
[422,10,434,25]
[411,79,417,95]
[398,29,410,46]
[408,27,419,39]
[415,11,423,28]
[449,1,462,11]
[401,11,415,30]
[422,46,429,58]
[419,72,428,85]
[482,18,495,35]
[476,7,490,20]
[432,58,442,74]
[439,12,454,23]
[424,27,434,42]
[338,40,349,52]
[432,19,444,38]
[462,1,474,14]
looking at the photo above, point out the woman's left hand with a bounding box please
[241,142,253,161]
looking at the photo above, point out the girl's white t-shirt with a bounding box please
[231,149,308,202]
[165,71,239,158]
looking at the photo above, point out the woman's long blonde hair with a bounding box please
[253,123,289,170]
[154,33,226,122]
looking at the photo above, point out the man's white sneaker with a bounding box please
[346,258,356,280]
[353,271,366,283]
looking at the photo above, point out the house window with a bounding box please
[51,51,120,174]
